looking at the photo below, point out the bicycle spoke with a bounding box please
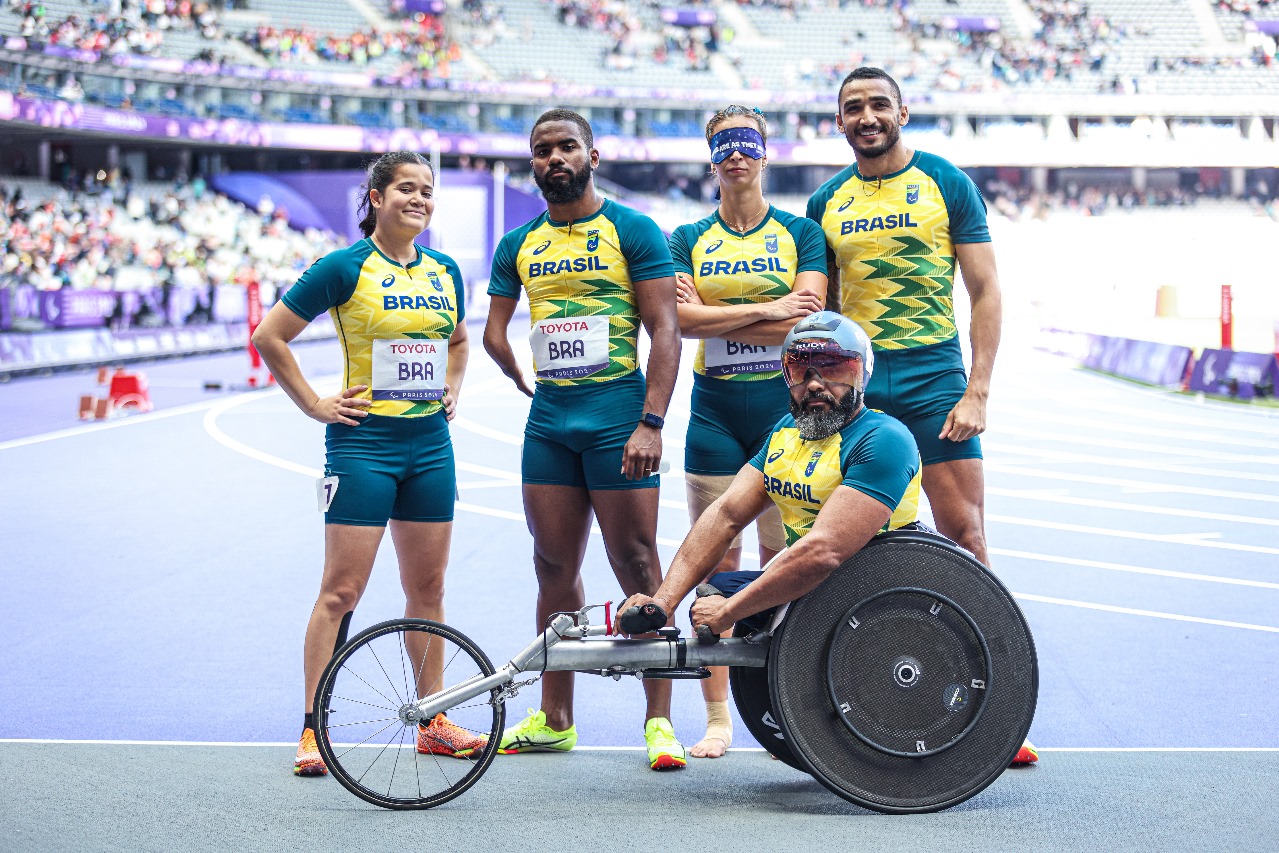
[414,738,423,801]
[342,660,402,710]
[397,631,413,706]
[334,719,402,762]
[354,725,406,786]
[327,716,401,728]
[331,694,398,713]
[411,630,434,702]
[386,726,407,797]
[367,642,403,704]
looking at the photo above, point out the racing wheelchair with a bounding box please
[313,528,1038,814]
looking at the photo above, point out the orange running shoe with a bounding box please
[294,727,328,776]
[417,713,488,758]
[1011,739,1039,765]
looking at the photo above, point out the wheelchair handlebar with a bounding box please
[618,602,668,635]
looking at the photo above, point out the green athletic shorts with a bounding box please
[522,370,658,490]
[865,336,982,466]
[323,411,456,526]
[685,373,790,476]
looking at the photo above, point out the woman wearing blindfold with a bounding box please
[667,105,828,760]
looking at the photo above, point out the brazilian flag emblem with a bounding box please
[906,184,920,204]
[586,229,599,252]
[804,449,823,477]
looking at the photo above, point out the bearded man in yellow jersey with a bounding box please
[483,109,686,770]
[807,68,1036,765]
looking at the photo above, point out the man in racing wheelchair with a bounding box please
[619,309,922,639]
[619,309,1037,768]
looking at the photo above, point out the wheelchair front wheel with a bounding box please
[314,618,505,810]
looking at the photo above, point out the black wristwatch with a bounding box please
[640,412,665,429]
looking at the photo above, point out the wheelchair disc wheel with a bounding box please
[314,618,505,810]
[769,530,1038,814]
[728,624,804,771]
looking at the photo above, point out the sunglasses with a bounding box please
[783,343,862,388]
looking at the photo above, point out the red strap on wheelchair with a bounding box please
[604,600,613,636]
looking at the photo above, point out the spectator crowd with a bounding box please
[1,174,341,327]
[7,0,223,56]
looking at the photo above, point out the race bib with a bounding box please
[530,315,610,380]
[704,338,782,377]
[371,338,447,401]
[316,476,339,512]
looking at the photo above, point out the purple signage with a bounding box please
[40,289,118,329]
[401,0,447,13]
[660,8,718,27]
[1080,334,1191,386]
[942,16,1001,33]
[1188,348,1279,400]
[0,316,335,370]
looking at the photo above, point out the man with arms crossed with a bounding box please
[484,109,686,770]
[806,67,1035,764]
[618,311,922,653]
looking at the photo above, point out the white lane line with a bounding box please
[457,480,520,490]
[990,425,1279,465]
[988,445,1279,483]
[989,514,1279,555]
[202,391,318,478]
[2,739,1276,751]
[0,397,238,451]
[455,502,525,522]
[985,465,1279,504]
[990,405,1279,450]
[1014,592,1279,633]
[1061,397,1279,435]
[991,548,1279,589]
[986,487,1279,527]
[457,461,520,481]
[1034,748,1279,752]
[451,416,522,445]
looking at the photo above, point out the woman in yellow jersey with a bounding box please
[252,151,482,776]
[668,106,827,758]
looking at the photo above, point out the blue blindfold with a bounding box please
[709,127,766,163]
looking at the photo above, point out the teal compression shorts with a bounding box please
[323,411,456,526]
[685,373,791,476]
[522,370,658,490]
[864,336,982,466]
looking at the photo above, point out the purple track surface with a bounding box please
[2,327,1277,752]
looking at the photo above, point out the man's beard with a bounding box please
[535,164,592,204]
[850,121,900,159]
[790,386,861,440]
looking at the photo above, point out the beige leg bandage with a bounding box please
[687,472,786,555]
[704,699,733,750]
[686,473,742,549]
[754,502,786,554]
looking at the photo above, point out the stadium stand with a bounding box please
[0,175,341,329]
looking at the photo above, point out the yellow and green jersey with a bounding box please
[806,150,990,351]
[749,408,922,547]
[669,205,827,381]
[487,198,673,386]
[282,238,464,418]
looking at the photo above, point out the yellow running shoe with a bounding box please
[645,717,686,771]
[294,727,327,776]
[1011,738,1039,765]
[417,713,488,758]
[498,709,577,754]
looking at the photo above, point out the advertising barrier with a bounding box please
[1187,348,1278,400]
[1080,334,1193,387]
[0,315,334,374]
